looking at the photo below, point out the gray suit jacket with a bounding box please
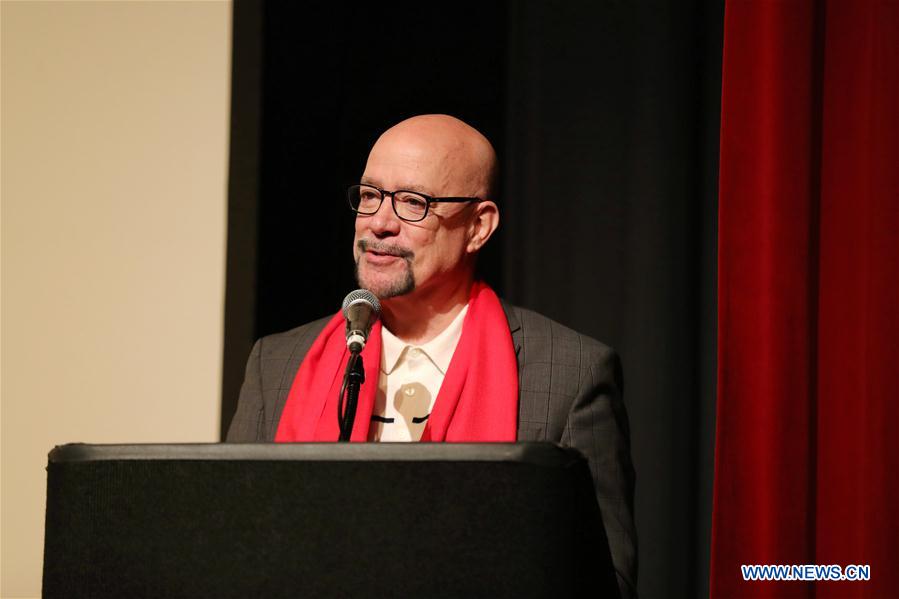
[226,302,637,597]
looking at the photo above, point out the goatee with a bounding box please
[355,239,416,299]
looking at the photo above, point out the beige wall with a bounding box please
[1,2,232,596]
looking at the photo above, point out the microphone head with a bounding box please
[341,289,381,317]
[342,289,381,353]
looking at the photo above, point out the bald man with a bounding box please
[227,114,637,597]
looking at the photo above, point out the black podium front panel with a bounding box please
[43,443,618,598]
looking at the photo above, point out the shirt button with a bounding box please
[409,348,421,358]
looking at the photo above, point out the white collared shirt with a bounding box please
[368,305,468,442]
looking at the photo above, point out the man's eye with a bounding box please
[398,195,427,210]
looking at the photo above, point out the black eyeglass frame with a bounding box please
[347,184,483,223]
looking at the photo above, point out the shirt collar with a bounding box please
[381,304,469,375]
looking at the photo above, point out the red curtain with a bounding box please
[712,1,898,597]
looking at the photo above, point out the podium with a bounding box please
[43,442,619,598]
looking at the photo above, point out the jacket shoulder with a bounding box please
[226,314,335,443]
[504,302,623,428]
[503,302,616,366]
[256,314,333,358]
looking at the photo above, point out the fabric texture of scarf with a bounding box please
[275,281,518,442]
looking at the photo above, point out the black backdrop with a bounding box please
[222,2,723,597]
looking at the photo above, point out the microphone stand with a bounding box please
[338,352,365,442]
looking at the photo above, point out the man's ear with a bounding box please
[466,201,499,254]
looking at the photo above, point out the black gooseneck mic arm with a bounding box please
[337,351,365,441]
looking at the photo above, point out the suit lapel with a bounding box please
[500,300,523,359]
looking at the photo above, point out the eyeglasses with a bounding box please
[347,184,482,223]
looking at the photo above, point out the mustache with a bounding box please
[357,239,414,260]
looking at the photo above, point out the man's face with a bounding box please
[353,132,475,300]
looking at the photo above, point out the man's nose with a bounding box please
[367,196,402,237]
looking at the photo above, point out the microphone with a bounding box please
[342,289,381,353]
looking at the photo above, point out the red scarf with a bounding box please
[275,281,519,442]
